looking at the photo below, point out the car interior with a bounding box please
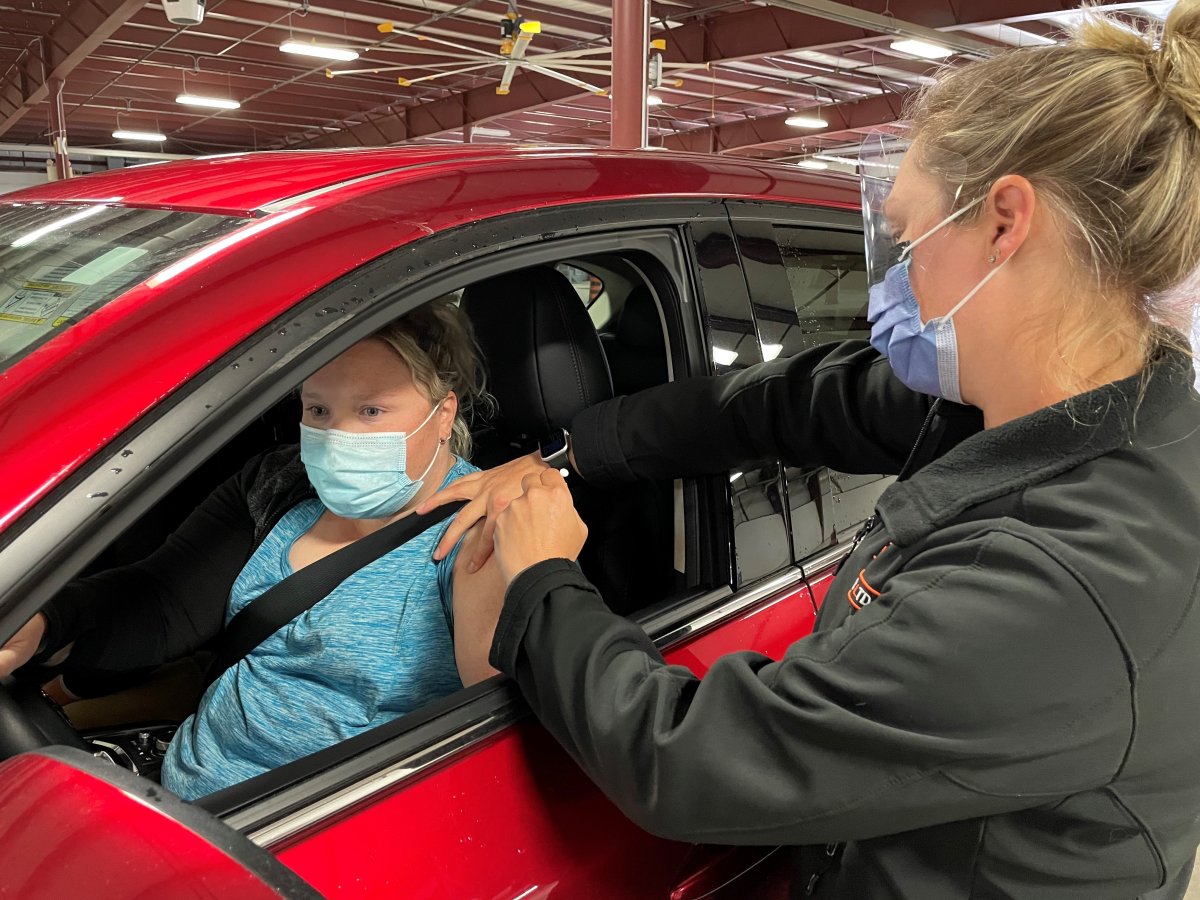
[24,253,685,793]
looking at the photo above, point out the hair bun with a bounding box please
[1076,0,1200,130]
[1154,0,1200,129]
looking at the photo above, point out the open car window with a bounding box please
[0,203,244,371]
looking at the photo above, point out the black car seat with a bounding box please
[461,266,674,616]
[600,285,669,397]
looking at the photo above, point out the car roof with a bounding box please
[1,145,859,217]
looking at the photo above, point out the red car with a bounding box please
[0,148,891,898]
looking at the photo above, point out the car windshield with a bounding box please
[0,202,245,372]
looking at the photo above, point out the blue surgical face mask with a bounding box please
[299,399,445,520]
[866,196,1010,403]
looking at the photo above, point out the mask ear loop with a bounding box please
[930,254,1012,329]
[412,395,453,482]
[898,194,985,263]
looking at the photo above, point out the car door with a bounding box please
[189,205,816,899]
[0,197,824,900]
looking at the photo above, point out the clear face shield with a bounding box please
[860,133,912,290]
[859,134,977,292]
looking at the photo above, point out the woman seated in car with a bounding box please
[0,298,506,800]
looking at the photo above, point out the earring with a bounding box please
[988,253,999,264]
[439,436,449,445]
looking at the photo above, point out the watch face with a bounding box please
[540,433,568,458]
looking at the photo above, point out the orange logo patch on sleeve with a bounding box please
[847,570,881,610]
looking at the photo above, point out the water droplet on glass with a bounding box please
[269,347,277,354]
[121,449,133,458]
[87,491,109,499]
[231,363,239,369]
[279,329,287,336]
[110,468,122,475]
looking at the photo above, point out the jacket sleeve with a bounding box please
[36,454,265,685]
[488,529,1132,845]
[569,339,982,487]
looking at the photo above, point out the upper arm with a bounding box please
[570,340,978,487]
[446,524,506,687]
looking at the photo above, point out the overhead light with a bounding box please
[814,153,860,166]
[176,93,241,110]
[11,205,108,248]
[762,343,783,361]
[712,347,739,366]
[647,94,664,106]
[785,113,828,129]
[796,159,829,170]
[729,472,744,482]
[890,38,953,59]
[113,129,167,142]
[472,126,511,138]
[280,40,359,62]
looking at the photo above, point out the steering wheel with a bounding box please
[0,677,88,759]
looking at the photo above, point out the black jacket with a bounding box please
[488,339,1200,899]
[37,447,312,690]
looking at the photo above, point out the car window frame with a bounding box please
[0,197,786,836]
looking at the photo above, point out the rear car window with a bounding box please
[0,203,245,371]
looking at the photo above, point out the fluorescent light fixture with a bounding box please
[729,472,744,482]
[113,129,167,142]
[889,38,953,59]
[472,126,511,138]
[280,40,359,62]
[647,94,664,106]
[176,93,241,110]
[11,205,108,248]
[814,153,860,166]
[796,159,829,170]
[762,343,783,361]
[712,346,739,366]
[785,114,828,129]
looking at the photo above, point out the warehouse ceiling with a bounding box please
[0,0,1177,164]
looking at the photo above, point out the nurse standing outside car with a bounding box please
[423,4,1200,898]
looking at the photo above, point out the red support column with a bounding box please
[47,77,73,180]
[611,0,648,150]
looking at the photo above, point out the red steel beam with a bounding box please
[0,0,147,138]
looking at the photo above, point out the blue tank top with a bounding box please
[161,456,477,800]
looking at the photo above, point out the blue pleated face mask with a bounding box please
[299,399,445,520]
[866,196,1010,404]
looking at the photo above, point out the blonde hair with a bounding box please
[907,0,1200,382]
[370,296,494,458]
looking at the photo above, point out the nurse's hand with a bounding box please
[493,468,588,586]
[419,452,549,571]
[0,613,45,678]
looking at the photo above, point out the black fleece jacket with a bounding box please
[37,447,312,691]
[489,339,1200,900]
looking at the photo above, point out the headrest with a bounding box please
[615,286,663,349]
[461,266,613,441]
